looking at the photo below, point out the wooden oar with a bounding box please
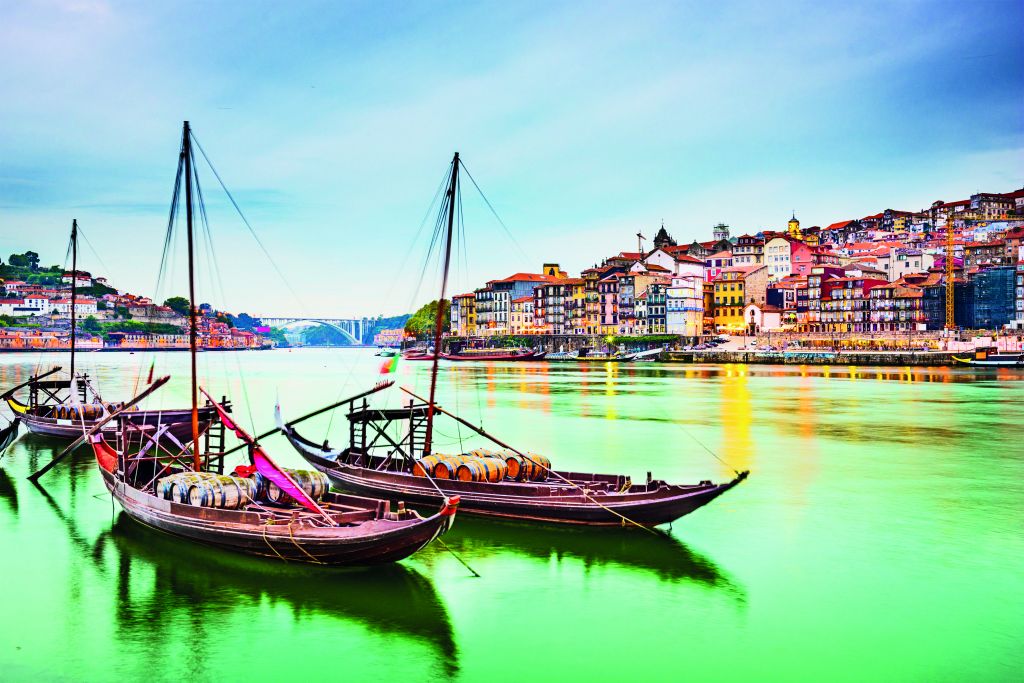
[219,380,395,458]
[28,376,170,482]
[0,366,62,401]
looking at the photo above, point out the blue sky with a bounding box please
[1,0,1021,317]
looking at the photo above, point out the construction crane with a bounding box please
[932,201,957,330]
[945,209,956,329]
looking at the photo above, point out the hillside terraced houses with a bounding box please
[445,185,1024,339]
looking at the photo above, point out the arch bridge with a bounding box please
[259,317,366,345]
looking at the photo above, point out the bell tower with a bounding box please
[787,212,802,240]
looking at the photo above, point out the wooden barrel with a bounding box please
[433,460,458,479]
[264,468,330,505]
[525,453,551,481]
[413,454,450,477]
[504,453,527,480]
[467,447,498,459]
[456,456,508,483]
[159,471,219,503]
[186,475,256,509]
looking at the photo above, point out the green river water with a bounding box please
[0,349,1021,682]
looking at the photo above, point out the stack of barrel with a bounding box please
[158,471,258,510]
[412,448,552,483]
[255,468,330,506]
[158,467,329,509]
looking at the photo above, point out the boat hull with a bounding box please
[952,354,1024,367]
[285,429,745,528]
[440,350,546,361]
[99,468,456,565]
[14,405,215,441]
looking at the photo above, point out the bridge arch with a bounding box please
[274,319,362,345]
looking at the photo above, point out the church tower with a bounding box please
[713,222,730,241]
[653,221,676,248]
[787,213,802,240]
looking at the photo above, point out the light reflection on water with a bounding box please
[1,350,1022,682]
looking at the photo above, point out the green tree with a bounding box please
[215,313,234,328]
[163,296,191,316]
[404,300,449,337]
[81,316,101,333]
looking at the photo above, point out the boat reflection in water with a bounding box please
[29,472,459,677]
[105,516,459,675]
[0,468,18,515]
[445,516,744,599]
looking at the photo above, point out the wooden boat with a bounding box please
[281,398,745,527]
[65,121,457,565]
[2,221,209,442]
[440,348,545,361]
[90,400,457,565]
[282,153,748,529]
[952,347,1024,367]
[3,368,214,440]
[3,368,213,440]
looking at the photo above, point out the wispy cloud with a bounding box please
[0,0,1021,316]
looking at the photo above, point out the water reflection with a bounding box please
[446,516,744,600]
[0,467,18,515]
[448,361,1024,384]
[26,462,459,677]
[105,517,459,675]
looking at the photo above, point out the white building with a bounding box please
[0,296,49,317]
[876,248,935,282]
[764,236,793,281]
[49,297,98,317]
[743,303,784,333]
[62,271,93,288]
[666,274,703,337]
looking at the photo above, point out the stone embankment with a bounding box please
[662,350,959,366]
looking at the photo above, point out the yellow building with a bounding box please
[452,293,476,336]
[509,296,535,335]
[568,279,587,334]
[713,267,750,332]
[787,213,802,240]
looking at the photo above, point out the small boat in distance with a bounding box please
[441,347,545,361]
[952,346,1024,367]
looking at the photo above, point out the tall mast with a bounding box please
[423,152,459,457]
[182,120,201,468]
[69,219,78,385]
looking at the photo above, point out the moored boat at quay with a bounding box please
[28,121,459,566]
[2,221,210,443]
[952,347,1024,367]
[441,347,544,361]
[283,416,746,527]
[87,388,457,566]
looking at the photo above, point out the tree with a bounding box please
[215,313,234,328]
[81,316,101,333]
[163,296,190,316]
[96,300,108,310]
[404,300,449,337]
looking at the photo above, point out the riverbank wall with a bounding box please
[661,350,959,366]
